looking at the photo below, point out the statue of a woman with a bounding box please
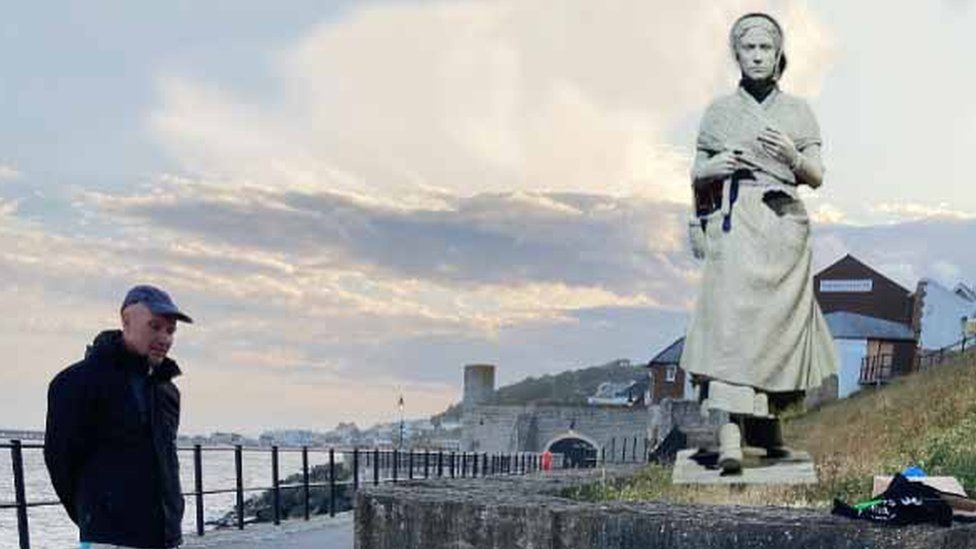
[680,13,838,473]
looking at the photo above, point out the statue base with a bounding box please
[672,448,817,485]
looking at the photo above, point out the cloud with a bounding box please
[808,201,848,225]
[0,164,21,181]
[0,198,18,217]
[871,201,976,222]
[149,0,834,204]
[87,178,699,308]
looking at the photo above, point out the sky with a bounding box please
[1,0,974,435]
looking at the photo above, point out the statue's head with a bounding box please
[730,13,787,82]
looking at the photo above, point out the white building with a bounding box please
[915,279,976,351]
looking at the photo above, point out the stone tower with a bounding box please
[463,364,495,409]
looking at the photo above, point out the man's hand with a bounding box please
[758,127,799,168]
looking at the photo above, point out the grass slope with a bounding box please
[571,349,976,507]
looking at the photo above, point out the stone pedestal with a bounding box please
[672,448,817,485]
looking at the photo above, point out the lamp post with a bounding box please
[397,391,405,449]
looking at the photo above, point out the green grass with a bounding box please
[569,349,976,508]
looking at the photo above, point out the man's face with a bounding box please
[122,303,177,366]
[736,28,777,81]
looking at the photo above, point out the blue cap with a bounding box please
[121,285,193,323]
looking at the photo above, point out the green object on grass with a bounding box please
[852,499,884,511]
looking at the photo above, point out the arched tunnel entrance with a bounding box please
[547,436,598,469]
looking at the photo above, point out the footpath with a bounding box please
[182,512,353,549]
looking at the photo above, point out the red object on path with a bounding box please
[541,451,553,472]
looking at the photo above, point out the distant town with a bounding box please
[0,418,464,450]
[179,417,463,450]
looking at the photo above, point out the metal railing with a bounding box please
[859,353,894,385]
[917,335,973,371]
[598,436,650,466]
[0,442,544,549]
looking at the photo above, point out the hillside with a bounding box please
[433,359,646,423]
[786,346,976,499]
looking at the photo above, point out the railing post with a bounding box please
[610,438,615,463]
[271,445,281,526]
[373,448,380,485]
[393,449,399,483]
[329,448,336,518]
[438,451,443,477]
[461,453,467,478]
[409,451,414,480]
[302,446,310,521]
[450,451,456,478]
[473,452,479,477]
[11,440,30,549]
[235,445,244,530]
[482,453,488,477]
[353,448,360,491]
[601,445,605,464]
[424,450,429,479]
[193,444,204,536]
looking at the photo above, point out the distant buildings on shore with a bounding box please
[170,418,463,449]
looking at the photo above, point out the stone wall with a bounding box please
[649,398,727,447]
[355,470,976,549]
[461,404,650,456]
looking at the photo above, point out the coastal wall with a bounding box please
[460,404,650,454]
[355,470,976,549]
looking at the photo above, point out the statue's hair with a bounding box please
[730,12,788,79]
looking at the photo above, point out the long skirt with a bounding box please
[680,183,837,393]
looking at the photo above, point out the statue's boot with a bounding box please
[742,417,795,460]
[717,422,743,474]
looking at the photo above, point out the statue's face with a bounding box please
[735,28,777,81]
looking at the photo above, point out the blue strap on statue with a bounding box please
[721,178,741,233]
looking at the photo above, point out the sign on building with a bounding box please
[819,279,874,293]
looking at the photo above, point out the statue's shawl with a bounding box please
[696,87,821,185]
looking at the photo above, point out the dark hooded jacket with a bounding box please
[44,330,184,548]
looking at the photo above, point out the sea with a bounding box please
[0,445,338,549]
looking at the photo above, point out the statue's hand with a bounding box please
[697,151,740,182]
[758,127,799,168]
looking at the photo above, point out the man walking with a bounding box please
[45,285,193,548]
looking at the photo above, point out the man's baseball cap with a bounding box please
[121,285,193,323]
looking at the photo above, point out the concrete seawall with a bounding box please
[355,468,976,549]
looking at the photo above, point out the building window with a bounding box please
[665,365,677,383]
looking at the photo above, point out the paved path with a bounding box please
[183,512,353,549]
